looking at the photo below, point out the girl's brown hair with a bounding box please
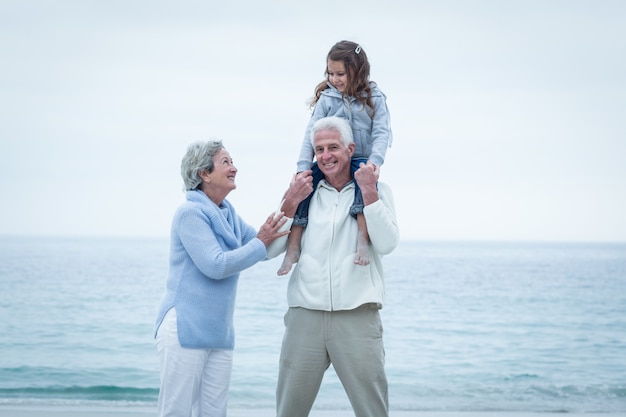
[309,40,376,117]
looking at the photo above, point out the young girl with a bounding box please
[278,40,393,276]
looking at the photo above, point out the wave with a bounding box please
[0,385,158,404]
[4,382,624,412]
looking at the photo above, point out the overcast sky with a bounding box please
[1,0,625,242]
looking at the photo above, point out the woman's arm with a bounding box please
[176,208,267,279]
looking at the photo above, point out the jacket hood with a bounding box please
[321,82,386,100]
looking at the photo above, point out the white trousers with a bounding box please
[156,308,233,417]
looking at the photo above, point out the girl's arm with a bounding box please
[296,100,329,172]
[369,93,393,167]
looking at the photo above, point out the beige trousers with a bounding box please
[276,304,388,417]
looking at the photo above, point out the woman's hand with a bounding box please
[257,211,290,247]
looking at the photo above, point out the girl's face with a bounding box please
[327,59,348,93]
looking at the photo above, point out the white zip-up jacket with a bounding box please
[281,180,399,311]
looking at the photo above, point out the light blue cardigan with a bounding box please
[154,189,267,349]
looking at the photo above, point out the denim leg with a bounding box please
[293,162,324,227]
[349,158,368,217]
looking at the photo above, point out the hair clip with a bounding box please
[355,45,361,54]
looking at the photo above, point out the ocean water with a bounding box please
[0,236,625,413]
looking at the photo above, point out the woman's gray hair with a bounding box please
[310,116,354,147]
[180,139,224,191]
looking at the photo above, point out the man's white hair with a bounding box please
[310,116,354,147]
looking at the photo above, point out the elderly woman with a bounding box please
[154,140,311,417]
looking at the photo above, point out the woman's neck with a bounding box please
[201,188,225,207]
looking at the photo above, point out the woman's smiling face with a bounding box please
[202,148,237,203]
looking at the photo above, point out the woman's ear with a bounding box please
[199,170,211,183]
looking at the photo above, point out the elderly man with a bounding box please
[275,116,399,417]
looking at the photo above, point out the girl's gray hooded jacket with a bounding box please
[296,83,393,172]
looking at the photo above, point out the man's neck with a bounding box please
[324,174,353,191]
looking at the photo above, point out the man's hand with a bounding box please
[354,162,379,206]
[280,170,313,217]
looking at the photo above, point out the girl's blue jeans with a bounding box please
[293,157,369,227]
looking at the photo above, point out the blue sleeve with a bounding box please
[369,93,393,167]
[297,98,329,172]
[175,207,266,279]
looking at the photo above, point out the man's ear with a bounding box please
[348,142,356,157]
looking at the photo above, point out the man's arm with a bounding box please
[265,170,313,258]
[355,163,399,255]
